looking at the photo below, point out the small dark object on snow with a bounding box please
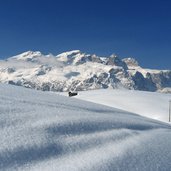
[68,91,78,97]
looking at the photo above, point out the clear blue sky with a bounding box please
[0,0,171,69]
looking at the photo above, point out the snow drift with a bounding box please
[0,84,171,171]
[75,89,171,123]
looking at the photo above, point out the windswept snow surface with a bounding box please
[75,89,171,123]
[0,84,171,171]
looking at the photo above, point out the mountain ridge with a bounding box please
[0,50,171,93]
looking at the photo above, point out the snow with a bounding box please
[11,51,42,61]
[74,89,171,123]
[0,83,171,171]
[0,50,171,92]
[128,66,170,77]
[56,50,81,57]
[56,50,82,63]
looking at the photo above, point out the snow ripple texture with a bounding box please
[0,84,171,171]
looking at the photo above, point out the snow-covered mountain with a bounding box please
[0,50,171,92]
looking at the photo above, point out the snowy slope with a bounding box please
[75,89,171,123]
[0,50,171,92]
[0,83,171,171]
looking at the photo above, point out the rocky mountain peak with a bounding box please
[10,51,43,61]
[0,50,170,93]
[123,58,139,67]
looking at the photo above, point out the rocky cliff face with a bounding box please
[0,50,170,93]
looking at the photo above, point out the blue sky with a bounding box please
[0,0,171,69]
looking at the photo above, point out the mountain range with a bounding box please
[0,50,171,93]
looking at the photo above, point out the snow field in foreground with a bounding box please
[0,84,171,171]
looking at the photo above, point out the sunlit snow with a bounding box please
[74,89,171,123]
[0,84,171,171]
